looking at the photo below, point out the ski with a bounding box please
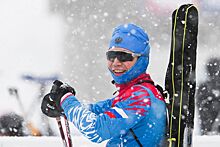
[165,4,198,147]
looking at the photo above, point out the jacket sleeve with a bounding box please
[61,85,157,143]
[88,98,114,115]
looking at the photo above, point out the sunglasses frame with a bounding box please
[106,51,143,62]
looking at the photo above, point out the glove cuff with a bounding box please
[60,92,74,105]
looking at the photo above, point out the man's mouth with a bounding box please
[112,69,126,76]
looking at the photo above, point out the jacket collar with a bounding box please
[114,73,153,91]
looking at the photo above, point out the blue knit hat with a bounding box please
[109,23,150,55]
[108,23,150,84]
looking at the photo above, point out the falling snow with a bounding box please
[0,0,220,146]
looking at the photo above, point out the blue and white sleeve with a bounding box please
[88,98,113,114]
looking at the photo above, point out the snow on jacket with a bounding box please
[60,73,166,147]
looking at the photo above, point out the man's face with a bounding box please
[107,47,138,76]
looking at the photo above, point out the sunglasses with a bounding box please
[106,51,142,62]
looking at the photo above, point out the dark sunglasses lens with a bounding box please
[106,51,116,61]
[118,52,134,62]
[106,51,134,62]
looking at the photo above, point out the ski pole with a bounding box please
[56,117,68,147]
[51,80,73,147]
[64,115,73,147]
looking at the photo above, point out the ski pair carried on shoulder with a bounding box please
[165,4,198,147]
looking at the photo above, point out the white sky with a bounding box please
[0,0,64,74]
[0,0,65,115]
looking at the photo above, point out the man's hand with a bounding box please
[41,80,76,117]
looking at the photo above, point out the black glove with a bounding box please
[41,80,76,118]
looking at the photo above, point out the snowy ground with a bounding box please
[0,136,105,147]
[0,135,220,147]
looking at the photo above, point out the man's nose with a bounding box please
[112,57,122,65]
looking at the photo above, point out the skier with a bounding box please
[41,23,167,146]
[0,112,25,136]
[196,57,220,135]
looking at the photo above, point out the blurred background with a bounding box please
[0,0,220,137]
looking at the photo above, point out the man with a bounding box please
[41,23,166,146]
[0,112,24,136]
[196,57,220,135]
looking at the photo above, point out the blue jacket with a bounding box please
[61,73,166,147]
